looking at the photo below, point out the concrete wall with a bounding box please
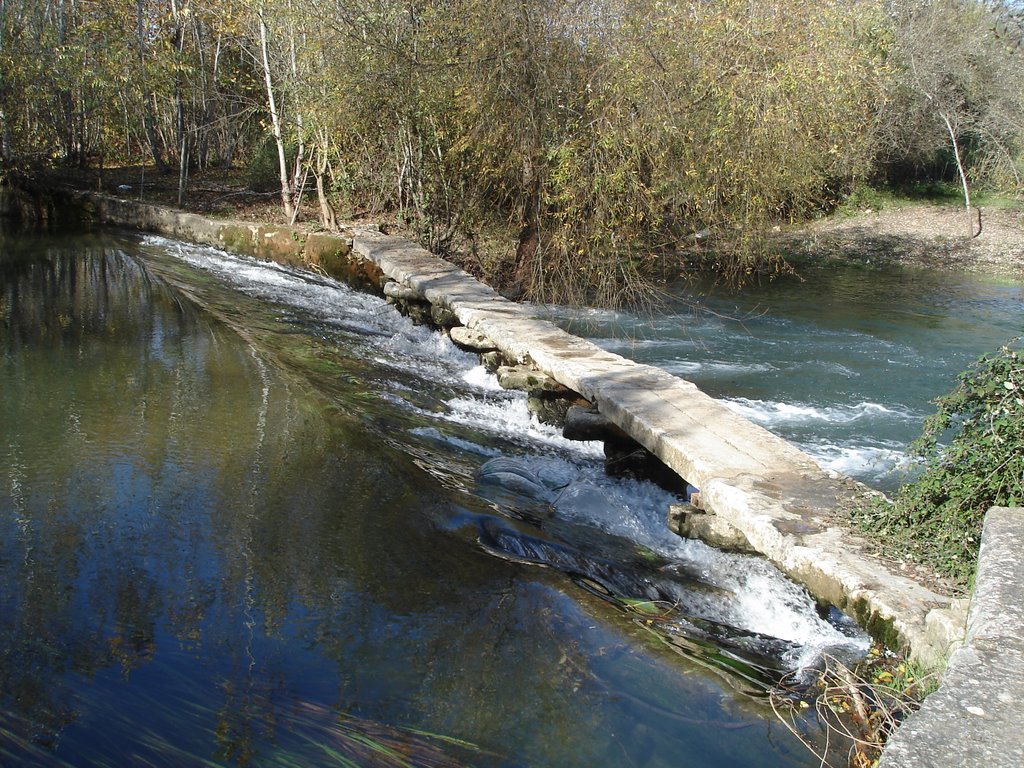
[879,507,1024,768]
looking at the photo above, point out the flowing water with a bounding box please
[1,230,1011,767]
[550,267,1023,493]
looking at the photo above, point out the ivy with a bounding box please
[853,338,1024,586]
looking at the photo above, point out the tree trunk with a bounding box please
[314,140,337,230]
[288,11,305,212]
[941,111,978,239]
[136,0,167,173]
[258,5,294,221]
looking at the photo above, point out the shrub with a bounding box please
[853,338,1024,585]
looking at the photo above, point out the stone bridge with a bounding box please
[77,191,965,670]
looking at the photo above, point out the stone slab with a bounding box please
[350,228,966,666]
[879,507,1024,768]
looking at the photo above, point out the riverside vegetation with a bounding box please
[0,0,1022,302]
[852,339,1024,588]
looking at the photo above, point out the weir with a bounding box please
[73,191,964,668]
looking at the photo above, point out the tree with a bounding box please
[884,0,1024,233]
[254,2,294,219]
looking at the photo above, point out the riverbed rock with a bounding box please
[430,302,459,328]
[496,365,571,397]
[477,457,555,502]
[383,280,423,301]
[528,395,574,426]
[480,351,505,372]
[563,405,631,442]
[668,504,756,553]
[450,326,499,352]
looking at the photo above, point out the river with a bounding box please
[1,230,1017,767]
[550,265,1023,493]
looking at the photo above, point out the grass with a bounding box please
[837,181,1021,216]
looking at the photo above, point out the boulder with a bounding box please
[496,365,571,397]
[383,281,423,301]
[450,326,499,352]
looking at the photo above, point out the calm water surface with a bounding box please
[2,233,860,767]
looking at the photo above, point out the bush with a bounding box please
[853,339,1024,586]
[245,138,284,193]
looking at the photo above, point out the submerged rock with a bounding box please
[477,457,556,502]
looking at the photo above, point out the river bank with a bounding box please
[19,166,1024,289]
[788,202,1024,279]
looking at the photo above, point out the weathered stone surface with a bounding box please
[219,223,259,256]
[430,302,459,328]
[668,504,756,553]
[450,326,499,352]
[383,281,423,301]
[304,232,352,276]
[480,350,504,371]
[527,395,574,426]
[255,226,304,264]
[496,365,570,396]
[563,405,613,441]
[880,507,1024,768]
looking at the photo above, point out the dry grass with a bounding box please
[770,648,941,768]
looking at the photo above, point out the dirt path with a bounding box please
[789,203,1024,279]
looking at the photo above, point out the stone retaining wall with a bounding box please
[879,507,1024,768]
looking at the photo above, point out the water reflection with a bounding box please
[0,236,829,767]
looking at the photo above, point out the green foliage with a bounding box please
[246,138,286,193]
[853,339,1024,585]
[4,0,1023,302]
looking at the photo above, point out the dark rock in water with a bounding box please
[480,350,504,371]
[474,516,791,683]
[563,405,614,441]
[604,437,688,494]
[477,457,555,502]
[430,302,459,328]
[527,394,573,426]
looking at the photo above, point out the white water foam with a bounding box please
[442,394,604,457]
[150,234,868,670]
[461,365,504,391]
[724,397,917,427]
[660,360,778,377]
[490,453,868,666]
[803,440,909,480]
[145,235,477,376]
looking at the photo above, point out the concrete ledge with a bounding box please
[73,194,965,668]
[880,507,1024,768]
